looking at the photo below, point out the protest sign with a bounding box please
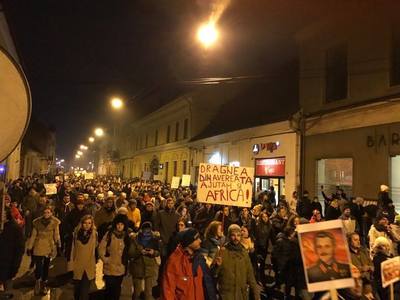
[381,256,400,288]
[142,171,151,181]
[44,183,57,195]
[84,172,94,180]
[297,220,354,293]
[171,176,180,189]
[153,175,163,181]
[197,163,254,207]
[181,174,191,187]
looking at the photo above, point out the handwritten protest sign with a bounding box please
[44,183,57,195]
[171,176,180,189]
[153,175,163,181]
[181,174,191,187]
[84,172,94,180]
[197,163,254,207]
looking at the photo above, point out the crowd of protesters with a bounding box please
[0,174,399,300]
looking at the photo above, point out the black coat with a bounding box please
[297,197,313,220]
[193,207,215,234]
[0,220,24,281]
[325,205,341,220]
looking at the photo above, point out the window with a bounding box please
[166,125,171,143]
[183,160,187,174]
[145,134,148,148]
[325,44,348,102]
[155,129,158,146]
[183,118,188,139]
[173,161,177,176]
[391,26,400,86]
[175,122,180,141]
[316,158,353,203]
[165,162,169,181]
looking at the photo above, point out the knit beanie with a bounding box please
[179,228,200,248]
[227,224,241,237]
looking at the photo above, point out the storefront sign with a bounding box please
[255,157,285,177]
[252,141,280,154]
[197,163,254,207]
[367,132,400,148]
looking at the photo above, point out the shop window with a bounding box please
[173,161,177,176]
[316,158,353,202]
[325,44,348,102]
[391,26,400,86]
[391,155,400,210]
[183,118,189,139]
[175,122,180,141]
[166,125,171,143]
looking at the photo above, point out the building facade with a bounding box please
[297,8,400,209]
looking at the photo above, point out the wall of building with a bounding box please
[297,11,400,115]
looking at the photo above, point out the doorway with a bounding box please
[255,177,286,206]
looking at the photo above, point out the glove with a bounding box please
[26,249,33,256]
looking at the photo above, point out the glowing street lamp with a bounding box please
[197,22,219,48]
[110,97,124,110]
[88,137,95,143]
[80,144,88,150]
[75,154,80,159]
[77,150,83,156]
[94,127,104,137]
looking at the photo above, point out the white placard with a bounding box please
[44,183,57,195]
[171,176,180,189]
[181,174,191,187]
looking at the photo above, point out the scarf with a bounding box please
[225,241,244,252]
[137,231,153,248]
[77,228,92,245]
[40,217,51,227]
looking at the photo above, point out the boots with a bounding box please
[34,279,41,296]
[40,280,49,296]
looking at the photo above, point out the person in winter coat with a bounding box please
[309,209,324,223]
[64,197,89,260]
[99,214,132,300]
[238,207,255,236]
[272,227,294,291]
[193,203,215,234]
[166,218,187,258]
[296,191,313,220]
[126,199,141,231]
[213,224,260,300]
[0,208,24,293]
[26,206,61,296]
[271,206,290,236]
[325,199,342,220]
[368,212,399,257]
[129,221,161,300]
[140,201,158,227]
[154,198,180,257]
[94,197,116,241]
[372,237,398,300]
[162,228,204,300]
[339,204,357,234]
[254,211,274,286]
[201,221,225,267]
[348,232,373,281]
[4,193,25,228]
[214,206,234,236]
[22,187,40,238]
[69,215,98,300]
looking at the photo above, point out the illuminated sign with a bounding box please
[255,157,285,177]
[252,141,280,154]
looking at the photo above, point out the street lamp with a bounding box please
[94,127,104,137]
[77,151,83,156]
[80,145,88,150]
[110,97,124,110]
[75,154,80,159]
[197,22,219,48]
[88,137,95,143]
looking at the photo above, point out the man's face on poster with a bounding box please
[315,237,335,264]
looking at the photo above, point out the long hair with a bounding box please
[205,221,222,240]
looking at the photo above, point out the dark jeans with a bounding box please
[74,272,91,300]
[32,256,51,281]
[255,245,268,285]
[103,275,124,300]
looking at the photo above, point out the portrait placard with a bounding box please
[381,256,400,288]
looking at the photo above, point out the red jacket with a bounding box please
[162,245,204,300]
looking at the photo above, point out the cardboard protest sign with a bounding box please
[171,176,180,189]
[297,220,354,292]
[181,174,191,187]
[142,171,151,181]
[197,163,254,207]
[153,175,163,181]
[381,256,400,288]
[84,172,94,180]
[44,183,57,195]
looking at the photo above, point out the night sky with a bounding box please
[3,0,329,163]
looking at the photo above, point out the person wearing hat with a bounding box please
[127,199,141,231]
[99,214,131,300]
[213,224,260,300]
[94,197,116,241]
[162,228,204,300]
[141,200,158,227]
[339,203,357,234]
[129,222,161,300]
